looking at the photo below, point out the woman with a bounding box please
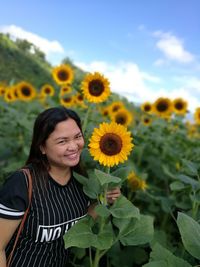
[0,106,120,267]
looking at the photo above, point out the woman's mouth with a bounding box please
[65,152,79,160]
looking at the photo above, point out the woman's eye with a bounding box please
[58,140,66,144]
[76,134,82,139]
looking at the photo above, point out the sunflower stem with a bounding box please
[89,247,93,267]
[105,167,110,174]
[92,216,107,267]
[82,103,92,134]
[103,167,110,206]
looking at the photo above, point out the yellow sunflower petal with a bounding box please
[81,72,110,103]
[88,121,134,167]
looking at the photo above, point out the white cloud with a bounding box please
[75,60,200,112]
[153,31,195,64]
[167,87,200,114]
[76,61,160,102]
[0,24,65,57]
[154,58,166,66]
[1,25,199,112]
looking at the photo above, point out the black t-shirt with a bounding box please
[0,169,89,267]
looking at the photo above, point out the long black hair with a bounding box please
[25,106,83,181]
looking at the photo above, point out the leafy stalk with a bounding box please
[82,103,92,134]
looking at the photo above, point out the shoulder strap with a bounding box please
[7,168,33,267]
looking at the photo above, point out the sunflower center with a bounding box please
[0,89,5,95]
[45,88,51,94]
[78,95,83,101]
[144,105,151,112]
[144,118,149,123]
[130,179,140,189]
[89,80,104,96]
[113,105,120,112]
[21,87,31,96]
[157,101,168,112]
[58,71,69,81]
[115,114,127,125]
[175,102,183,110]
[14,90,18,97]
[8,93,12,99]
[63,97,71,103]
[100,133,122,156]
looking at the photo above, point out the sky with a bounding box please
[0,0,200,112]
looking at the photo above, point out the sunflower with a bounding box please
[60,95,75,107]
[101,106,111,117]
[152,97,173,118]
[10,85,20,101]
[88,122,134,167]
[110,108,133,128]
[141,102,152,113]
[16,81,37,101]
[109,101,124,113]
[0,85,6,97]
[81,72,110,103]
[187,124,199,138]
[127,171,147,191]
[40,84,55,97]
[59,84,72,96]
[74,93,84,104]
[194,107,200,125]
[141,115,152,126]
[4,85,20,102]
[12,85,20,99]
[52,64,74,85]
[4,87,16,102]
[173,98,188,115]
[74,93,87,108]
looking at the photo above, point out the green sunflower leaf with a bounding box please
[64,216,96,249]
[94,169,121,186]
[110,195,140,219]
[143,243,192,267]
[177,212,200,260]
[114,214,154,246]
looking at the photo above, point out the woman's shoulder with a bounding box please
[4,169,29,187]
[0,169,30,219]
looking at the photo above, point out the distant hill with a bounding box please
[0,33,86,89]
[0,33,129,104]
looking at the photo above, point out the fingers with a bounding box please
[106,187,121,203]
[106,188,121,197]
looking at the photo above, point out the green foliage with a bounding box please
[0,33,54,88]
[177,212,200,260]
[143,243,192,267]
[1,33,200,266]
[0,99,44,181]
[65,169,154,267]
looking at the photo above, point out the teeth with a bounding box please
[66,153,78,159]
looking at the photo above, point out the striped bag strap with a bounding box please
[7,168,33,267]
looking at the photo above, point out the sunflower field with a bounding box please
[1,56,200,267]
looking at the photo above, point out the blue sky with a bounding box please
[0,0,200,112]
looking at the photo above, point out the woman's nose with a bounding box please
[67,141,78,150]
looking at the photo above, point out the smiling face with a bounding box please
[40,118,84,171]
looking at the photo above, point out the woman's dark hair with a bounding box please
[26,106,83,181]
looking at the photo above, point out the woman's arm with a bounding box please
[0,218,21,267]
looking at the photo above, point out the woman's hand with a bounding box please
[106,187,121,204]
[88,188,121,218]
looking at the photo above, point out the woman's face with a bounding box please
[41,118,84,170]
